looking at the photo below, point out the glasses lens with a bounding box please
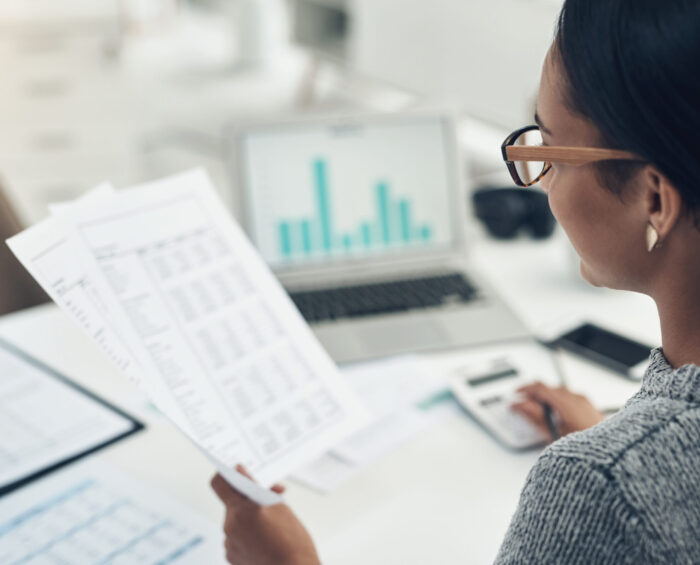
[513,128,547,186]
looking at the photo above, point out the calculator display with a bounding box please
[467,367,518,387]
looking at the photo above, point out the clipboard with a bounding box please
[0,338,143,497]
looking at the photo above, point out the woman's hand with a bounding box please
[210,465,321,565]
[511,382,605,440]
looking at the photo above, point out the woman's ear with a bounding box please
[643,166,684,240]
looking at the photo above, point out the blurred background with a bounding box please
[0,0,563,224]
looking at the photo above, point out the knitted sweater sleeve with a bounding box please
[493,452,644,564]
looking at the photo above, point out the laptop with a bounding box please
[230,112,529,363]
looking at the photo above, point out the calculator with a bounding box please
[450,356,551,450]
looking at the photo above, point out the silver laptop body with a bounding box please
[230,112,529,363]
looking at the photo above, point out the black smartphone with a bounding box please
[546,322,654,380]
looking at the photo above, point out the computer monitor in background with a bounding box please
[237,115,459,270]
[292,0,563,129]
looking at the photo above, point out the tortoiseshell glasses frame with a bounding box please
[501,125,643,187]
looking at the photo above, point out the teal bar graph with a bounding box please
[279,223,292,257]
[399,200,411,243]
[361,222,372,247]
[376,182,391,244]
[301,220,312,253]
[277,158,434,259]
[314,160,332,252]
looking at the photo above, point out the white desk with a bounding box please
[0,230,659,565]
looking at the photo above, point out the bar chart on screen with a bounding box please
[277,158,435,259]
[242,118,454,267]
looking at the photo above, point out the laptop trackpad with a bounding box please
[359,319,447,352]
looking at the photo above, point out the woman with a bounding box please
[210,0,700,562]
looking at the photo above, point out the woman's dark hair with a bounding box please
[555,0,700,217]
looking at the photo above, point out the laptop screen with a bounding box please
[240,116,458,269]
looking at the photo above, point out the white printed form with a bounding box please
[0,459,224,565]
[5,202,187,427]
[9,170,366,491]
[7,217,277,506]
[6,216,140,379]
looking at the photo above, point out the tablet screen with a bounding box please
[0,339,142,496]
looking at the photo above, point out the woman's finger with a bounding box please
[511,401,550,436]
[235,464,254,481]
[211,474,250,507]
[517,381,550,397]
[511,399,544,423]
[236,464,286,494]
[517,382,568,410]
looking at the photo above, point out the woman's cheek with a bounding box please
[543,168,583,232]
[545,181,586,255]
[543,180,564,226]
[539,169,554,195]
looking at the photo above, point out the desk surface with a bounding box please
[0,231,658,565]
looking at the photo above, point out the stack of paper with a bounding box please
[7,170,367,505]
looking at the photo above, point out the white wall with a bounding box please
[350,0,563,128]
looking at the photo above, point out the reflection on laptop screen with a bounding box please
[241,116,456,268]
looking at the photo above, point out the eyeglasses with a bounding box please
[501,125,643,187]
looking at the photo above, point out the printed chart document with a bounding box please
[0,339,141,496]
[0,459,224,564]
[7,170,366,505]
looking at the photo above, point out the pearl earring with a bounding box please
[646,223,661,252]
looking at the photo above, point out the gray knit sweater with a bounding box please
[495,349,700,564]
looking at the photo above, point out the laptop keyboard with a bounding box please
[289,273,479,323]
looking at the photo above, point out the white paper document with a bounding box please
[0,340,139,495]
[291,452,357,494]
[339,356,446,424]
[0,459,224,565]
[7,170,366,505]
[293,356,458,492]
[331,356,448,465]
